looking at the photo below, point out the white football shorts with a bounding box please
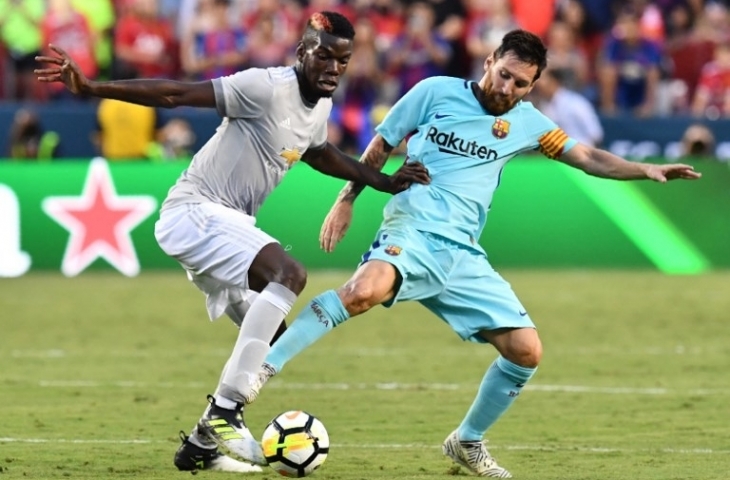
[154,202,278,321]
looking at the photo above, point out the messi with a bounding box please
[425,126,498,161]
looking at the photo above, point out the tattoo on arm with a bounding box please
[338,136,394,203]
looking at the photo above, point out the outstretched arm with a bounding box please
[301,139,428,194]
[558,143,701,182]
[35,44,215,108]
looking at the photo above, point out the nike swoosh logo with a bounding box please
[435,113,451,119]
[519,310,528,316]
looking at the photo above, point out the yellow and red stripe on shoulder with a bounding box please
[538,128,569,159]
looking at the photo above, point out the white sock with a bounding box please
[218,283,296,402]
[225,290,259,327]
[213,359,231,398]
[212,394,239,410]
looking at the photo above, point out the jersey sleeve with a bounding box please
[375,78,437,147]
[212,68,273,119]
[520,104,578,159]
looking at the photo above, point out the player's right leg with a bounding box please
[256,258,399,386]
[251,226,443,401]
[155,203,303,466]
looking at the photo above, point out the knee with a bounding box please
[249,244,308,294]
[338,278,379,316]
[273,258,308,294]
[504,335,542,368]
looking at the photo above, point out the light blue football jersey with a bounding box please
[376,76,578,250]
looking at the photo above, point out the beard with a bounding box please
[478,76,519,115]
[481,89,516,116]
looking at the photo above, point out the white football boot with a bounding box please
[442,430,512,478]
[242,362,277,405]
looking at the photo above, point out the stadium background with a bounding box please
[1,157,728,278]
[2,0,729,279]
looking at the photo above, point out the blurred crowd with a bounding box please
[2,0,730,158]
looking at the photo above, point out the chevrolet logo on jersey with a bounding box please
[492,118,510,139]
[279,147,301,166]
[425,126,498,161]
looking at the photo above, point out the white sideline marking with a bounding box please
[0,438,151,444]
[7,345,723,358]
[34,381,730,396]
[38,380,207,388]
[1,438,728,455]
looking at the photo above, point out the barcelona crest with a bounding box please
[384,245,402,256]
[492,118,510,139]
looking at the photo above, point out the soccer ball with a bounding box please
[261,410,329,477]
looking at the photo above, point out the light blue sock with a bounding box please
[265,290,350,372]
[458,356,537,441]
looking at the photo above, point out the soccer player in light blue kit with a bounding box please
[247,30,701,477]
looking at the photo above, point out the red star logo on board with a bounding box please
[42,158,157,277]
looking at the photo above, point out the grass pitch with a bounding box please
[2,270,729,479]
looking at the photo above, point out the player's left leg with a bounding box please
[260,258,398,376]
[155,202,297,466]
[424,247,538,478]
[442,327,539,478]
[195,241,303,465]
[473,327,541,426]
[223,289,288,344]
[167,285,285,461]
[253,226,443,400]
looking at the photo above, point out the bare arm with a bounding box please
[335,134,395,203]
[318,134,425,253]
[86,78,214,108]
[559,143,701,182]
[35,44,216,108]
[302,139,427,194]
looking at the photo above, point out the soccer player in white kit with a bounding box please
[34,11,430,474]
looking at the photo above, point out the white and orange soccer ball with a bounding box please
[261,410,330,477]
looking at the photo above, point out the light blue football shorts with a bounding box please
[359,225,535,343]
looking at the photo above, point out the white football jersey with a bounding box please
[162,66,332,215]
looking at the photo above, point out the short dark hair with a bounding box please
[494,29,548,81]
[303,11,355,41]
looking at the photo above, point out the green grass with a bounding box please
[2,270,729,479]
